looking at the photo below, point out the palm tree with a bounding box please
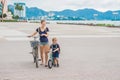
[15,4,24,18]
[15,4,23,11]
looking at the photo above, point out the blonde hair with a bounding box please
[52,37,57,41]
[40,20,46,24]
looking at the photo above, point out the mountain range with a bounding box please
[8,5,120,20]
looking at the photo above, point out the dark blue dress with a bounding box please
[36,27,49,43]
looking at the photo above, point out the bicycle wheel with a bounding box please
[35,47,39,68]
[31,49,36,63]
[35,57,39,68]
[33,56,36,63]
[48,59,52,69]
[32,52,36,63]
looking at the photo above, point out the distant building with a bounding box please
[48,11,55,20]
[14,3,26,18]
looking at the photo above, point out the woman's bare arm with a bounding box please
[28,31,37,37]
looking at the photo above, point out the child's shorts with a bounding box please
[52,52,59,58]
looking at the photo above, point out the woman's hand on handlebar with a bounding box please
[27,35,32,38]
[28,32,37,38]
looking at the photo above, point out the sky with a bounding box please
[7,0,120,12]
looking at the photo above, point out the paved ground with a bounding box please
[0,22,120,80]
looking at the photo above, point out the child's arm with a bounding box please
[53,48,59,52]
[53,44,60,52]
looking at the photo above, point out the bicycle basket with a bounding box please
[30,41,39,48]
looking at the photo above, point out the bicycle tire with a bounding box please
[31,49,36,63]
[35,47,39,68]
[48,59,52,69]
[32,52,36,63]
[34,57,36,63]
[35,57,39,68]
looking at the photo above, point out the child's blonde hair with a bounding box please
[52,37,57,42]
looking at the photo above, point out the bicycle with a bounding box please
[29,36,40,68]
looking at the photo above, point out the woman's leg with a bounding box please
[44,45,50,66]
[40,46,44,64]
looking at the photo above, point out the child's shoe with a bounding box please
[54,64,56,67]
[57,64,59,67]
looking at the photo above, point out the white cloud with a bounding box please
[7,0,120,11]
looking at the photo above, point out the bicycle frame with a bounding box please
[49,51,53,61]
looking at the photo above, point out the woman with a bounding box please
[28,20,50,67]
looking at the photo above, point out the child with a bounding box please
[50,37,60,67]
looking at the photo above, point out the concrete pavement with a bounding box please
[0,22,120,80]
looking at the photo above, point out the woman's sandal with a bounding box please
[45,65,48,67]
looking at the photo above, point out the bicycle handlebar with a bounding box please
[27,36,39,40]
